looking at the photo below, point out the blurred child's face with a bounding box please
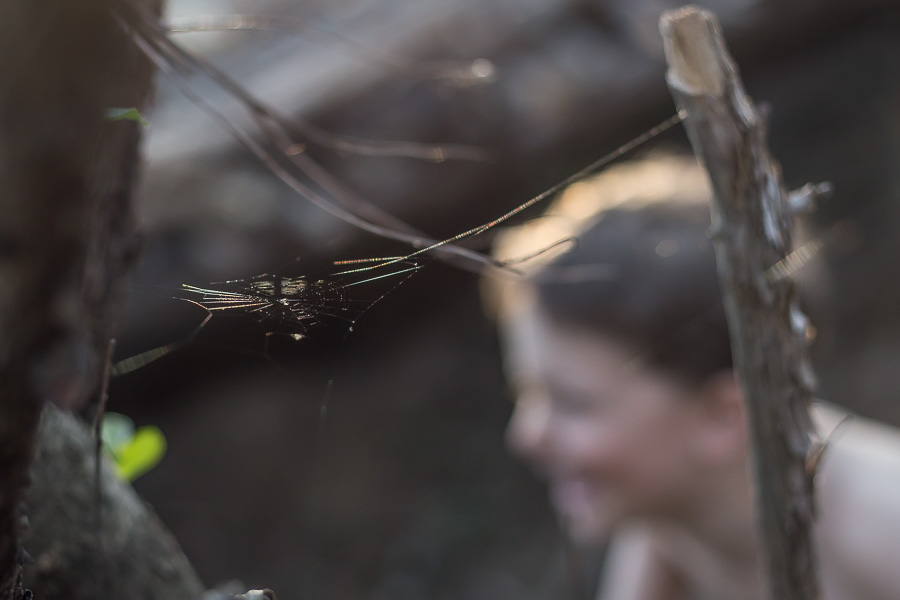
[501,299,708,543]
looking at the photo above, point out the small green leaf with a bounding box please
[101,412,136,458]
[106,107,150,128]
[115,426,167,482]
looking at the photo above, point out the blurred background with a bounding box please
[107,0,900,598]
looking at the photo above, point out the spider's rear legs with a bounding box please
[110,310,214,376]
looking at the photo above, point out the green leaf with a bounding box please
[105,107,150,128]
[115,426,167,482]
[101,412,136,458]
[100,413,167,481]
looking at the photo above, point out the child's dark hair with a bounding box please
[534,200,733,384]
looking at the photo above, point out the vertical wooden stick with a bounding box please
[659,7,818,600]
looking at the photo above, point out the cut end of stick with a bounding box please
[659,6,726,96]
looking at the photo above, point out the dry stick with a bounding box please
[660,7,819,600]
[92,340,115,600]
[93,338,117,556]
[120,2,685,279]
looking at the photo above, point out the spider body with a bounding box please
[181,275,349,339]
[112,261,420,376]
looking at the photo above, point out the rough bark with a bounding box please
[659,7,819,600]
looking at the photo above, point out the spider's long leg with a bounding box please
[111,311,213,376]
[339,264,423,288]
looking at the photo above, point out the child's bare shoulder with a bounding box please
[600,524,759,600]
[814,404,900,599]
[598,525,686,600]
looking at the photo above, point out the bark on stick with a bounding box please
[659,7,819,600]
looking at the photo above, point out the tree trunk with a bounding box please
[0,1,207,598]
[659,7,820,600]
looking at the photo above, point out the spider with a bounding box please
[179,275,349,341]
[111,259,422,376]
